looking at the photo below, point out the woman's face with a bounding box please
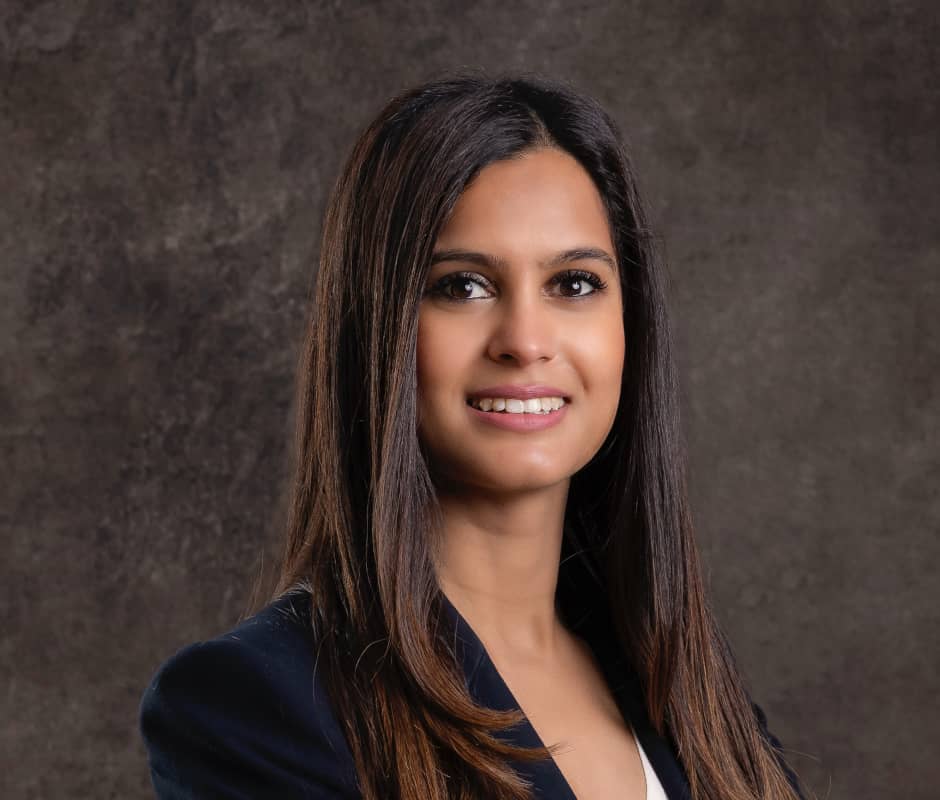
[416,147,624,494]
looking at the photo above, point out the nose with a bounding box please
[485,291,558,366]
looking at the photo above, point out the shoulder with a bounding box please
[139,587,359,799]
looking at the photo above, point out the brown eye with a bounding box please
[553,269,608,298]
[561,277,586,296]
[426,272,492,302]
[449,278,476,300]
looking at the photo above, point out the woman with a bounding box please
[139,70,808,800]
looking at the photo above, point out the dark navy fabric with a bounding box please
[139,588,804,798]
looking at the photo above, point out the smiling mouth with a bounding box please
[466,396,568,415]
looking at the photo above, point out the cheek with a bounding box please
[576,313,625,394]
[416,314,466,408]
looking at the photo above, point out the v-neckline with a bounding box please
[441,591,580,799]
[441,590,667,798]
[438,589,693,800]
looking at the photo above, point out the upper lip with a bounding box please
[466,384,571,400]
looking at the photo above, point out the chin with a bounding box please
[434,456,574,495]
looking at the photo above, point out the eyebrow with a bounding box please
[429,247,617,272]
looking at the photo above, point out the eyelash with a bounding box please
[425,269,609,303]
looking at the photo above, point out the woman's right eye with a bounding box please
[426,272,492,302]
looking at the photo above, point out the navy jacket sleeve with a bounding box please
[139,635,358,799]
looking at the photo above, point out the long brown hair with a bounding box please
[272,68,806,800]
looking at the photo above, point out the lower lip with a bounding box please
[466,401,569,432]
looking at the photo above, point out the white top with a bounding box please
[631,722,669,800]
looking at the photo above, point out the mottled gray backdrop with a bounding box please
[2,1,937,798]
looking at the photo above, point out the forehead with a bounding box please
[435,148,614,255]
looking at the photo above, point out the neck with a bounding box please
[432,479,569,662]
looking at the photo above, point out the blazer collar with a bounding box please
[440,591,692,800]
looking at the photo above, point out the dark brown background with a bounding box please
[3,1,937,798]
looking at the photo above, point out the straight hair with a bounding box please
[272,68,806,800]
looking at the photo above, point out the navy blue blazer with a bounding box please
[139,587,803,798]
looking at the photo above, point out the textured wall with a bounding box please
[3,1,937,798]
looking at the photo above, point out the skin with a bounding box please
[416,147,645,798]
[416,145,625,659]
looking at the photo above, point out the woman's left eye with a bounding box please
[552,269,608,297]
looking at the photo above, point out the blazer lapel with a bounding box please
[440,591,692,800]
[442,592,579,799]
[602,659,693,800]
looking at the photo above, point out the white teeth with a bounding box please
[470,396,566,414]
